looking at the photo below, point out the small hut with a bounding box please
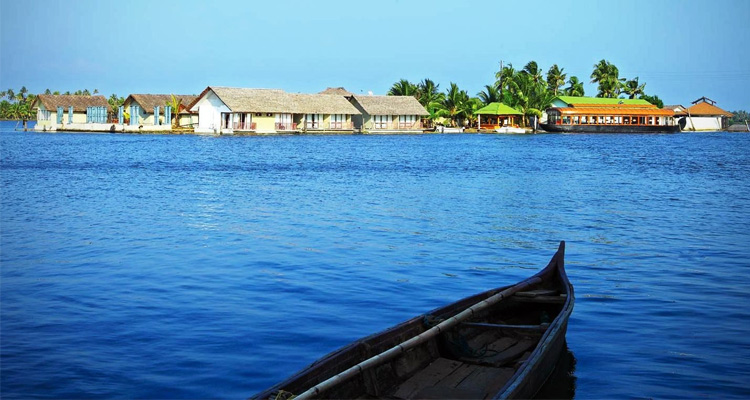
[474,102,522,130]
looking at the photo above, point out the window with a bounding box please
[623,116,630,124]
[38,109,51,121]
[374,115,390,129]
[330,114,344,129]
[647,116,653,125]
[275,113,292,130]
[305,114,321,129]
[639,116,645,125]
[562,116,571,124]
[399,115,416,129]
[573,116,579,124]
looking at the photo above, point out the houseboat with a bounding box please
[541,96,679,133]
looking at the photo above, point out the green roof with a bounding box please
[555,96,652,106]
[474,102,522,115]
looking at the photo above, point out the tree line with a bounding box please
[387,59,668,128]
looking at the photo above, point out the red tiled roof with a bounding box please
[686,102,732,117]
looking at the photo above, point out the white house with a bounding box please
[677,97,733,131]
[189,86,360,134]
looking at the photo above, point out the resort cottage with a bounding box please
[33,94,110,132]
[348,95,428,133]
[121,94,198,131]
[189,87,360,134]
[675,97,733,131]
[475,102,523,132]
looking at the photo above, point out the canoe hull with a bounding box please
[253,242,573,400]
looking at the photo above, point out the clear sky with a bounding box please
[2,0,749,111]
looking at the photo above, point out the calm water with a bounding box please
[1,121,749,399]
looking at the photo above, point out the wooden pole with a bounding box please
[294,275,544,400]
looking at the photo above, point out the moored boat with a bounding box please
[540,95,679,133]
[252,241,574,400]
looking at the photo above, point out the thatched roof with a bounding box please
[123,94,198,112]
[202,87,360,114]
[33,95,108,112]
[351,95,428,116]
[319,87,353,96]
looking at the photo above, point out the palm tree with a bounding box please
[44,89,52,95]
[546,64,567,96]
[415,79,444,128]
[108,93,124,116]
[623,77,646,99]
[477,84,501,105]
[495,63,516,98]
[564,76,585,97]
[435,82,471,127]
[166,94,182,128]
[6,89,15,101]
[387,79,417,97]
[522,61,543,85]
[590,59,624,98]
[415,79,443,107]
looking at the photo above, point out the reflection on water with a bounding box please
[535,343,577,399]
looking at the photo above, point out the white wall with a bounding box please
[192,90,230,133]
[683,116,723,131]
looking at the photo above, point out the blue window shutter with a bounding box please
[57,107,63,124]
[118,106,124,124]
[68,106,73,123]
[154,106,160,125]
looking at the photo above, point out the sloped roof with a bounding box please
[686,101,733,117]
[123,94,197,112]
[664,104,687,116]
[556,106,675,116]
[32,94,109,112]
[319,87,353,96]
[555,96,652,106]
[475,102,522,115]
[199,87,360,114]
[351,95,428,115]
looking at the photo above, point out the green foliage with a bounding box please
[166,94,182,128]
[477,84,501,105]
[493,61,556,126]
[564,76,585,97]
[387,79,418,96]
[623,77,646,99]
[728,110,749,125]
[591,59,624,98]
[639,94,664,108]
[546,64,567,96]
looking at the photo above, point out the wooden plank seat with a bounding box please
[390,358,515,399]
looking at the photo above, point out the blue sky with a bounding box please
[2,0,749,111]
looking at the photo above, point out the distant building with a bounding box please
[189,87,361,134]
[318,87,354,97]
[32,94,110,131]
[474,102,523,131]
[677,97,733,131]
[122,94,197,129]
[348,95,428,133]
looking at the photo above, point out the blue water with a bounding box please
[1,121,749,399]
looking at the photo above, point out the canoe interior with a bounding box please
[254,244,572,400]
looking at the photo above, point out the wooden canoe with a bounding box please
[253,241,573,400]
